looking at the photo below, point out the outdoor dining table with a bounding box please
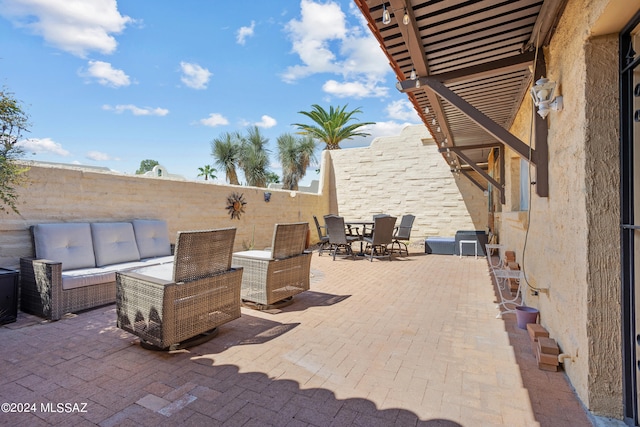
[345,221,373,255]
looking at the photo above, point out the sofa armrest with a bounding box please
[20,257,64,320]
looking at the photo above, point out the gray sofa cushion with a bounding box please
[34,223,96,270]
[132,219,172,259]
[91,222,141,267]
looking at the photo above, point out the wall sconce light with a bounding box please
[530,77,563,119]
[382,3,391,25]
[263,192,271,202]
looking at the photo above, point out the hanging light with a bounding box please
[410,68,416,80]
[403,8,410,25]
[424,106,430,114]
[382,3,391,25]
[415,78,420,88]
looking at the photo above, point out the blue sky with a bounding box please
[0,0,421,184]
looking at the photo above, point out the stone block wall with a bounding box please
[327,125,488,242]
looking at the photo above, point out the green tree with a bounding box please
[197,164,217,181]
[277,133,317,190]
[0,89,30,214]
[265,172,280,184]
[293,104,374,150]
[136,159,158,174]
[238,126,270,187]
[211,132,241,185]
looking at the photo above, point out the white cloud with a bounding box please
[86,150,118,161]
[236,21,255,45]
[0,0,133,57]
[386,99,420,122]
[80,60,130,87]
[254,115,277,128]
[17,137,70,156]
[322,79,388,99]
[282,0,390,98]
[102,104,169,116]
[180,62,212,90]
[199,113,229,127]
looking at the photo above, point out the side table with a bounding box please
[459,240,478,259]
[0,268,19,324]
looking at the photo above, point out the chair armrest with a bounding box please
[346,225,360,237]
[361,224,374,237]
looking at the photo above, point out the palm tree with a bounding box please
[293,104,375,150]
[238,126,270,187]
[211,132,241,185]
[277,133,317,190]
[197,164,217,181]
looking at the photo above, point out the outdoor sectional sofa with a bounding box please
[20,219,175,320]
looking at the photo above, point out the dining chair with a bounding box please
[313,215,330,256]
[389,214,415,256]
[324,215,359,260]
[361,214,390,238]
[362,216,397,261]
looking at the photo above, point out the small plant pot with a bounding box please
[515,306,539,330]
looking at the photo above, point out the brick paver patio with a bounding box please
[0,251,620,426]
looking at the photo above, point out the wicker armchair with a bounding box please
[116,228,242,350]
[232,222,312,308]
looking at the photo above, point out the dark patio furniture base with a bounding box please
[140,327,219,351]
[242,296,294,311]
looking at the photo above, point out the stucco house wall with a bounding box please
[327,125,488,242]
[497,0,622,417]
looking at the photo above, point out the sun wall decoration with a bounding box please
[226,192,247,220]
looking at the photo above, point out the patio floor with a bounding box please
[0,251,625,426]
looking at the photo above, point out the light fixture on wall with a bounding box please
[382,3,391,25]
[530,77,563,119]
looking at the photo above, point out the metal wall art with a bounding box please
[226,192,246,220]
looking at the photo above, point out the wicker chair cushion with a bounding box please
[128,262,174,281]
[91,222,141,267]
[34,223,96,270]
[232,250,273,261]
[132,219,172,259]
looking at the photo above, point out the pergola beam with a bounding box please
[440,146,505,205]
